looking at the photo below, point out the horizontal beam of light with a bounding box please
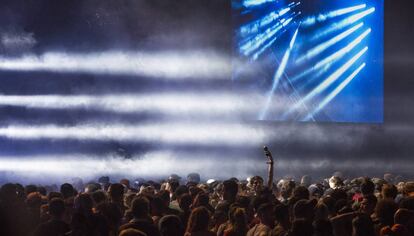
[296,22,364,64]
[311,7,375,41]
[290,28,371,84]
[0,51,231,80]
[259,27,300,120]
[239,5,293,38]
[285,46,368,116]
[0,153,261,179]
[240,16,294,57]
[2,155,414,182]
[302,4,367,26]
[0,122,267,146]
[242,0,277,8]
[303,63,366,121]
[0,92,260,116]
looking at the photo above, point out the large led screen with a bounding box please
[232,0,383,123]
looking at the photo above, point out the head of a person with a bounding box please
[361,179,376,196]
[174,185,189,200]
[96,202,122,230]
[279,179,295,200]
[25,185,38,196]
[375,199,398,227]
[352,214,376,236]
[403,182,414,197]
[37,186,47,196]
[328,176,343,189]
[186,206,210,233]
[120,178,130,189]
[300,175,312,187]
[0,183,18,202]
[314,203,330,221]
[131,196,150,219]
[187,173,201,185]
[222,179,238,202]
[360,195,378,215]
[289,218,314,236]
[74,193,93,214]
[321,196,336,217]
[178,193,192,212]
[257,203,275,227]
[47,191,63,202]
[150,196,165,216]
[49,198,66,219]
[60,183,75,199]
[249,176,264,193]
[108,183,124,202]
[226,207,248,235]
[158,215,184,236]
[91,190,107,206]
[399,196,414,211]
[119,228,147,236]
[193,193,210,209]
[394,208,414,230]
[26,192,42,209]
[382,184,398,200]
[293,199,317,222]
[292,186,310,200]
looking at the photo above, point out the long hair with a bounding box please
[228,207,248,236]
[185,206,210,233]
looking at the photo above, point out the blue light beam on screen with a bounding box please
[285,46,368,117]
[302,4,367,26]
[242,0,277,8]
[311,7,375,41]
[239,3,297,38]
[290,28,371,84]
[240,16,294,57]
[296,22,364,64]
[259,27,300,120]
[303,63,366,121]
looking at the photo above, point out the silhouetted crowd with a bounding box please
[1,168,414,236]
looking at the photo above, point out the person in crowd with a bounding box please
[247,203,275,236]
[185,206,215,236]
[33,198,71,236]
[119,196,161,236]
[3,146,414,236]
[71,193,109,236]
[158,215,185,236]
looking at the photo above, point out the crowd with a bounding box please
[0,150,414,236]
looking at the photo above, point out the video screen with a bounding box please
[232,0,383,123]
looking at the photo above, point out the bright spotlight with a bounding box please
[0,51,231,80]
[296,22,364,64]
[239,6,292,38]
[290,28,371,84]
[311,7,375,41]
[239,16,293,57]
[285,46,368,117]
[302,4,367,26]
[259,27,300,120]
[0,122,268,146]
[242,0,277,8]
[0,92,259,116]
[303,62,366,120]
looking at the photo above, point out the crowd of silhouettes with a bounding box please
[1,151,414,236]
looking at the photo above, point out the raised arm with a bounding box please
[264,146,274,189]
